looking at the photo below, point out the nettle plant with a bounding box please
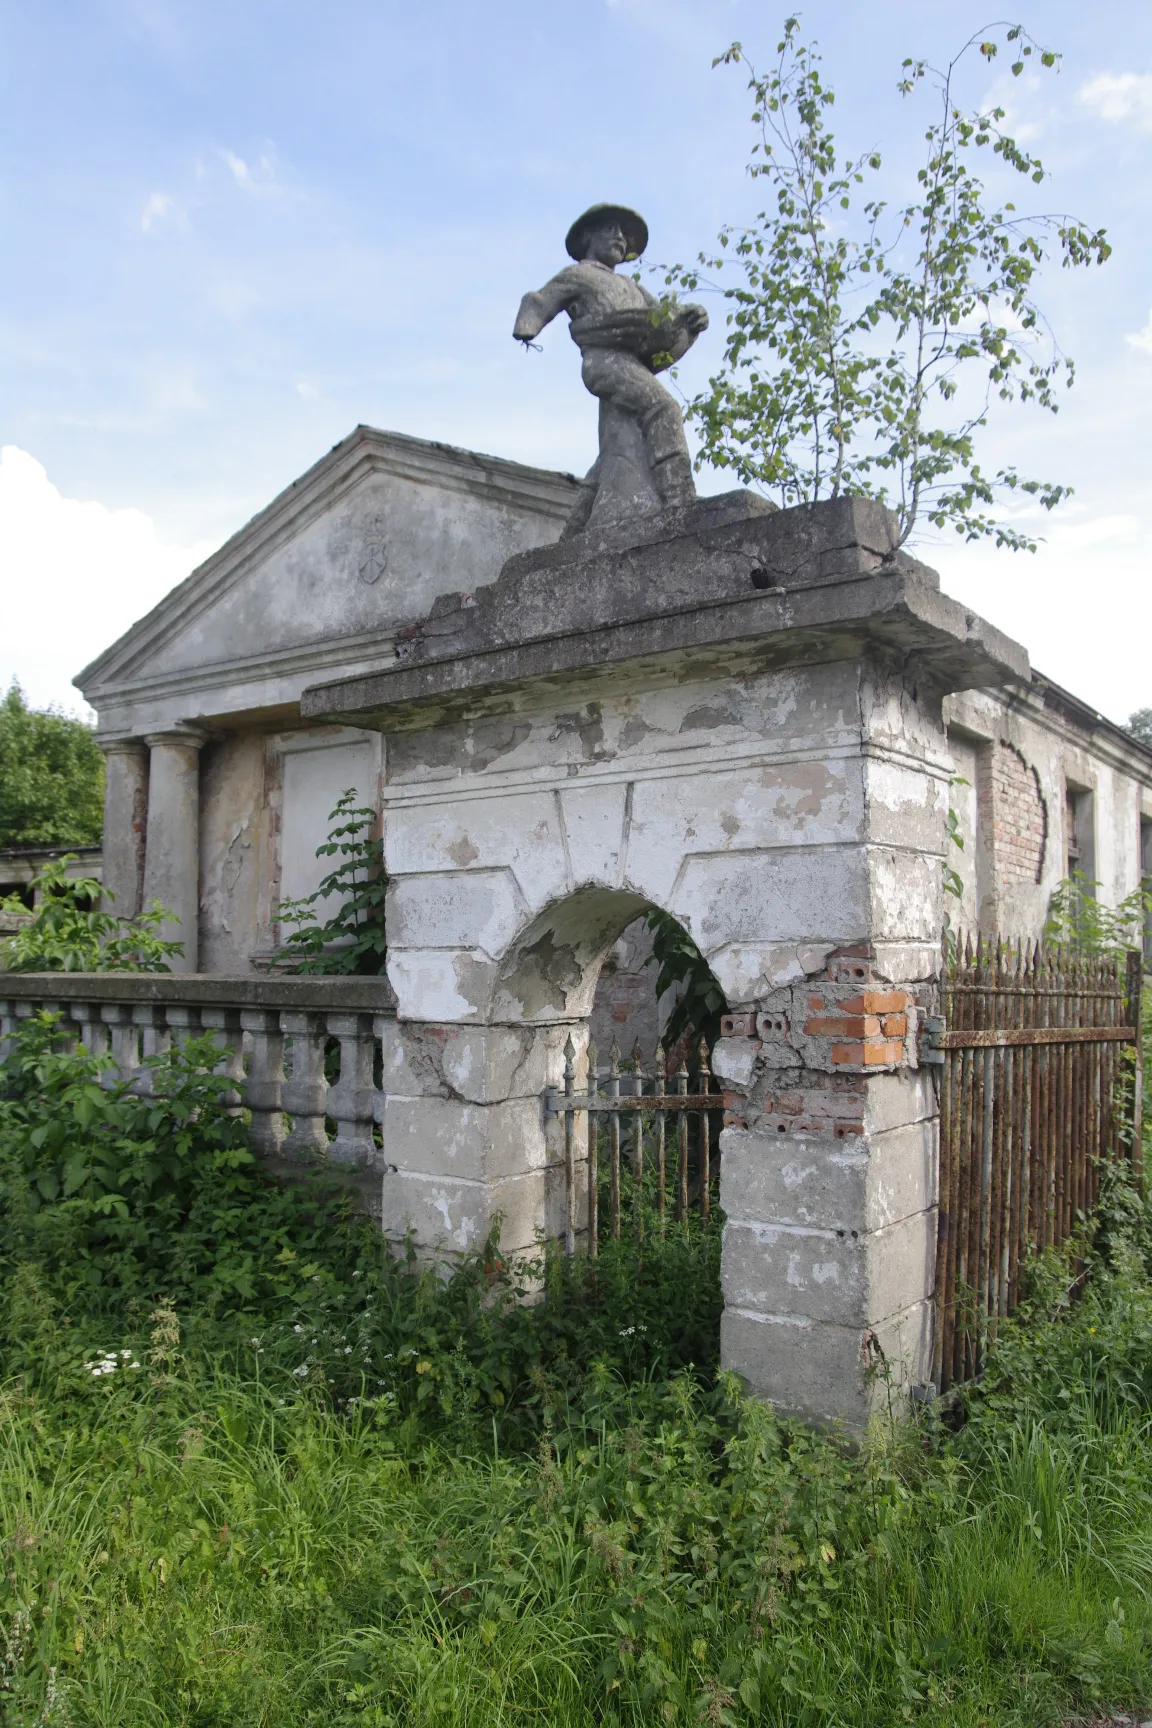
[276,790,388,976]
[663,19,1110,549]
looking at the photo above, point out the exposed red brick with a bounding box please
[840,990,907,1016]
[881,1013,908,1037]
[831,1039,904,1067]
[805,1014,882,1038]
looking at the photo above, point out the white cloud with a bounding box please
[220,148,281,195]
[928,509,1151,726]
[295,379,320,400]
[0,447,219,716]
[1078,71,1152,131]
[140,191,177,232]
[1126,310,1152,356]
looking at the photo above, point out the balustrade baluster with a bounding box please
[131,1004,171,1097]
[280,1010,330,1160]
[199,1006,245,1113]
[326,1012,377,1166]
[101,1002,139,1089]
[70,1000,110,1070]
[241,1008,285,1156]
[0,999,17,1065]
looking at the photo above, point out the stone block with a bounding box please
[867,848,942,944]
[379,1163,567,1258]
[720,1307,872,1426]
[386,949,497,1022]
[386,868,527,955]
[720,1207,935,1327]
[626,767,862,908]
[559,782,628,886]
[711,1037,758,1088]
[708,942,835,1004]
[863,757,948,853]
[720,1295,934,1427]
[381,1094,547,1182]
[670,847,869,953]
[384,791,569,914]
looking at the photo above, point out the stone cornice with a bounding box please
[75,426,580,701]
[950,674,1152,785]
[301,495,1030,730]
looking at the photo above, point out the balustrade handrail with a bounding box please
[1,971,396,1195]
[0,970,395,1012]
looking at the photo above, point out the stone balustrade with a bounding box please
[0,973,396,1216]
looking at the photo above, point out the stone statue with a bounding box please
[514,203,708,538]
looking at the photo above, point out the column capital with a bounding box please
[143,726,211,751]
[97,734,149,758]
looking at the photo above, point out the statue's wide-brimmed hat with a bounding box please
[565,203,649,262]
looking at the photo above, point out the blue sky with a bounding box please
[2,0,1150,723]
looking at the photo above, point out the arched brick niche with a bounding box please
[983,740,1048,888]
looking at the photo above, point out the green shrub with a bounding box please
[0,854,182,972]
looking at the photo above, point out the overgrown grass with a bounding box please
[4,1018,1152,1724]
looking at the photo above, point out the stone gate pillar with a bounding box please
[300,491,1027,1427]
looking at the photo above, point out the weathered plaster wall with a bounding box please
[197,723,385,972]
[380,657,947,1029]
[199,731,267,974]
[944,685,1152,938]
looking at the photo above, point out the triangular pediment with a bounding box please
[77,427,578,723]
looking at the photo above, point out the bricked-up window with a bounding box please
[1065,783,1096,887]
[989,741,1047,887]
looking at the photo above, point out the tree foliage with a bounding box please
[0,855,182,972]
[663,20,1110,549]
[1127,708,1152,748]
[0,681,104,848]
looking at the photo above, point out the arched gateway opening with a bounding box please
[490,888,729,1259]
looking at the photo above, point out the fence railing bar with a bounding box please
[935,939,1143,1394]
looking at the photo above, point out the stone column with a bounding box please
[142,731,206,973]
[98,740,149,919]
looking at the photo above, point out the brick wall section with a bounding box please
[720,949,917,1084]
[980,740,1047,889]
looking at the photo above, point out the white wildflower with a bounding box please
[292,1364,310,1379]
[293,1324,305,1334]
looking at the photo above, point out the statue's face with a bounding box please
[583,222,628,267]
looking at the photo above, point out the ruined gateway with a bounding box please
[72,422,1152,1425]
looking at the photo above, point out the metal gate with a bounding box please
[926,940,1143,1391]
[546,1036,722,1254]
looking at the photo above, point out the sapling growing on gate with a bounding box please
[661,19,1110,550]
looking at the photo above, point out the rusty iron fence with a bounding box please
[925,939,1144,1392]
[546,1036,722,1254]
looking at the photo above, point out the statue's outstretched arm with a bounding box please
[513,273,575,342]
